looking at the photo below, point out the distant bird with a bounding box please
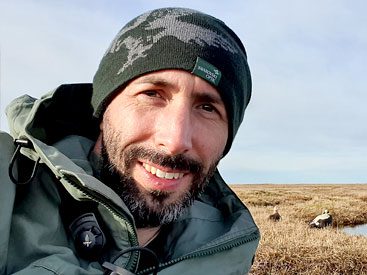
[269,206,282,222]
[309,209,332,228]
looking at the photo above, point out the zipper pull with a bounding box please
[8,138,40,185]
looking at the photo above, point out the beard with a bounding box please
[99,130,219,228]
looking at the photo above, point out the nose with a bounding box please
[154,103,193,155]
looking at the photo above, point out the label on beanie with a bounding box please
[192,57,222,86]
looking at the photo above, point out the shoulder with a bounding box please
[0,131,15,158]
[0,131,16,221]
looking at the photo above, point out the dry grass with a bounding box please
[230,184,367,275]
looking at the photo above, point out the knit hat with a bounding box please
[92,7,251,156]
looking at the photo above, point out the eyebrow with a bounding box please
[135,75,224,105]
[134,75,175,89]
[195,92,223,105]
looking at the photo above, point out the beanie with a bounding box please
[92,7,251,156]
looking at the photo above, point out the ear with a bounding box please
[99,118,104,130]
[93,132,103,155]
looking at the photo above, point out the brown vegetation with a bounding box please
[231,184,367,275]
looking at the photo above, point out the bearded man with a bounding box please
[0,7,259,275]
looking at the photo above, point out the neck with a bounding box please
[137,226,161,247]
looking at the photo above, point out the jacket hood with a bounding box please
[6,83,99,145]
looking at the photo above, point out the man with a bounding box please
[0,7,259,275]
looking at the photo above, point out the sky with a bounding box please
[0,0,366,184]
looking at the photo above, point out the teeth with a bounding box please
[143,163,184,179]
[151,166,156,175]
[156,169,166,178]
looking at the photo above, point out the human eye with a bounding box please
[142,90,161,98]
[136,89,166,107]
[197,100,227,122]
[200,103,216,113]
[198,103,224,119]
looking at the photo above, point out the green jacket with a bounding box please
[0,84,259,275]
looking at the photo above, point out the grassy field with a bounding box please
[230,184,367,275]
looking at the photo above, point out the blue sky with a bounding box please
[0,1,366,184]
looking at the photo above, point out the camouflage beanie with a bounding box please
[92,7,251,156]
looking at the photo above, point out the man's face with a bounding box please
[98,69,228,227]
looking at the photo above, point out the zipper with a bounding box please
[61,174,140,272]
[137,230,260,274]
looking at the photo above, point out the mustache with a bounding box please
[124,147,203,174]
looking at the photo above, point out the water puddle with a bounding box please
[343,224,367,237]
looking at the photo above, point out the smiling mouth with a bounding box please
[142,163,185,180]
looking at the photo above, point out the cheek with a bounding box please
[102,120,123,162]
[104,96,157,141]
[195,126,228,163]
[107,110,155,145]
